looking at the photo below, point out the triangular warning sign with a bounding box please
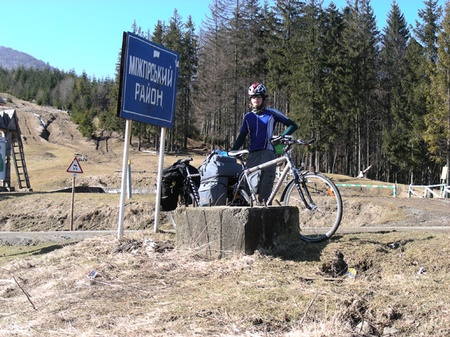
[66,157,83,173]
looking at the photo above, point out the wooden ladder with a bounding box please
[10,116,31,190]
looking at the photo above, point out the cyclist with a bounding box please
[231,83,298,204]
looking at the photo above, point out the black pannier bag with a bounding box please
[198,150,242,206]
[160,159,199,211]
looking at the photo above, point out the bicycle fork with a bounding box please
[293,170,318,211]
[279,165,316,211]
[186,170,201,205]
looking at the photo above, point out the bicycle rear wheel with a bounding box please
[283,173,343,242]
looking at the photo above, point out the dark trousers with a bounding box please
[247,149,276,203]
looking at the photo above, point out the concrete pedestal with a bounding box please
[174,206,299,258]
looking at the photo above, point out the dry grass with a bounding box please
[1,231,449,336]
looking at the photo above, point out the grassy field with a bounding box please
[1,230,449,336]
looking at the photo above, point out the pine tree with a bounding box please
[317,2,346,173]
[379,2,413,182]
[178,16,199,149]
[340,0,379,177]
[415,0,444,183]
[288,0,325,171]
[194,0,235,148]
[415,0,442,65]
[402,37,431,184]
[267,0,304,122]
[426,1,450,182]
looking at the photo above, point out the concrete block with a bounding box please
[174,206,299,258]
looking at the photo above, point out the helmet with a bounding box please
[248,83,267,98]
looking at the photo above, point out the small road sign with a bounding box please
[66,157,83,174]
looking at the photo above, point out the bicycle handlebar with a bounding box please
[295,138,316,146]
[271,135,316,146]
[228,137,315,158]
[178,157,193,164]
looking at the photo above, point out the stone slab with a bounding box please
[174,206,299,258]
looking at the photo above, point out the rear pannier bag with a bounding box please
[198,150,242,206]
[199,176,228,206]
[160,159,199,211]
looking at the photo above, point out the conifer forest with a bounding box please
[1,0,449,186]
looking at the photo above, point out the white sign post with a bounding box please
[66,157,83,231]
[117,120,132,238]
[154,127,166,233]
[116,32,179,238]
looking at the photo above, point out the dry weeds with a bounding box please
[1,230,449,336]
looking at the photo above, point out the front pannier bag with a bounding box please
[198,150,242,206]
[160,159,199,211]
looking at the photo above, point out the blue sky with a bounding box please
[1,0,446,80]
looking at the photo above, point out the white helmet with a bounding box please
[248,83,267,98]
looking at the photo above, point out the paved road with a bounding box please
[0,230,120,244]
[0,227,449,244]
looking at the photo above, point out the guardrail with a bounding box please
[336,183,397,197]
[408,184,449,198]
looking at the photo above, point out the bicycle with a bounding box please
[170,136,343,242]
[227,135,343,243]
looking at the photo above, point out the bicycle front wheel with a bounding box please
[171,189,198,228]
[180,191,199,207]
[283,173,343,242]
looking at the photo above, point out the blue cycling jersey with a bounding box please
[237,108,293,152]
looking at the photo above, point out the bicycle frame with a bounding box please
[233,150,308,207]
[239,156,286,205]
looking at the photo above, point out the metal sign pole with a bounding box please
[66,157,83,231]
[70,174,76,231]
[154,127,166,233]
[127,159,132,198]
[118,119,132,239]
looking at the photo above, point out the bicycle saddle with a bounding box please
[228,149,249,157]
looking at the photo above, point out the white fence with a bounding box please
[336,183,397,197]
[408,183,449,198]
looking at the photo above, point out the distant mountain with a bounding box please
[0,46,53,71]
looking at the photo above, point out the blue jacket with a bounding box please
[231,108,298,152]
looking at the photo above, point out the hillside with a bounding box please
[1,92,202,192]
[0,93,206,231]
[0,46,53,71]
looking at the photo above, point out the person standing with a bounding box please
[231,83,298,204]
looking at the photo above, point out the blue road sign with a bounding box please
[118,32,179,128]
